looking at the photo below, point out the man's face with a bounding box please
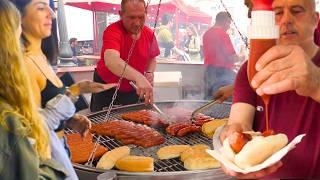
[272,0,319,46]
[119,1,146,35]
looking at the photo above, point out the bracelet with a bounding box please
[64,87,79,103]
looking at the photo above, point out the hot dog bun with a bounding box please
[184,157,220,170]
[96,146,130,169]
[180,144,210,162]
[222,132,288,169]
[235,133,288,169]
[115,155,154,172]
[201,118,228,138]
[157,145,190,160]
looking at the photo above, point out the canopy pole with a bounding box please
[93,11,99,55]
[175,8,179,47]
[57,0,73,58]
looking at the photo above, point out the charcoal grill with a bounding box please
[71,100,232,180]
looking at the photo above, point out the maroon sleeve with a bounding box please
[102,24,121,52]
[232,61,257,106]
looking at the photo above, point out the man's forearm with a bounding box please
[104,49,145,82]
[106,56,144,82]
[145,58,157,72]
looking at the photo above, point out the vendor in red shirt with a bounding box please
[220,0,320,179]
[203,11,239,100]
[90,0,160,112]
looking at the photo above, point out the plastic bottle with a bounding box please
[247,0,279,131]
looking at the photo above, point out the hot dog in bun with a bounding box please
[222,131,288,169]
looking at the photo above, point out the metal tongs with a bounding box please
[190,99,219,120]
[129,81,169,120]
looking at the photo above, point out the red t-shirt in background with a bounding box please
[96,20,160,92]
[233,51,320,178]
[203,27,236,69]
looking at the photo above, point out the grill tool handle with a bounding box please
[191,99,219,119]
[129,81,143,103]
[129,81,138,89]
[129,81,169,121]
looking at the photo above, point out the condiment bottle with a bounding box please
[247,0,279,131]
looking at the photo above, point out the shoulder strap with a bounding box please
[26,55,49,79]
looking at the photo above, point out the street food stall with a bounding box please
[65,0,213,57]
[57,1,249,179]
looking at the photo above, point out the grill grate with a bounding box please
[71,101,231,173]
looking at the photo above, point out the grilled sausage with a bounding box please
[176,125,201,137]
[228,132,252,153]
[166,123,191,136]
[194,119,212,126]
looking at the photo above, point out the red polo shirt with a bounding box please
[96,20,160,92]
[203,26,236,69]
[233,51,320,178]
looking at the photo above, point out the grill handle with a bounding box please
[191,99,219,119]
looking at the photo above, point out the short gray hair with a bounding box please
[121,0,146,12]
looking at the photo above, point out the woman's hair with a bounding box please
[11,0,58,65]
[41,0,58,65]
[0,0,50,160]
[188,24,199,37]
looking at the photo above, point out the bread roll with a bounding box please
[184,157,220,170]
[96,146,130,169]
[221,138,235,162]
[201,118,227,138]
[180,144,210,162]
[115,156,154,172]
[157,145,190,160]
[234,133,288,169]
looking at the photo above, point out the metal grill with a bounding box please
[71,100,231,176]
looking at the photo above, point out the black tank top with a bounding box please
[26,55,66,108]
[41,79,65,108]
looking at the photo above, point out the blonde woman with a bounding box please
[11,0,115,179]
[184,24,201,61]
[0,1,66,179]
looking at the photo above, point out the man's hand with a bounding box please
[65,114,91,137]
[251,45,320,101]
[213,84,234,103]
[72,80,117,95]
[220,123,244,143]
[221,161,283,179]
[135,76,153,104]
